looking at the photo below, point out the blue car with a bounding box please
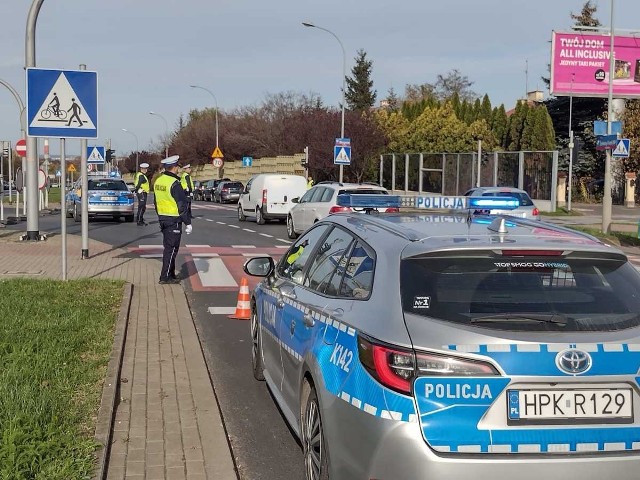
[66,177,135,222]
[244,194,640,480]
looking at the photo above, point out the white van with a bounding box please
[238,174,307,225]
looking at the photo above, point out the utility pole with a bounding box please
[80,64,89,258]
[602,0,615,234]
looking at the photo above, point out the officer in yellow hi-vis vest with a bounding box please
[180,163,194,218]
[154,155,192,284]
[134,163,150,225]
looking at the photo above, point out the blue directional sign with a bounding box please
[594,120,622,137]
[87,146,105,164]
[27,68,98,139]
[334,138,351,165]
[612,138,631,158]
[242,156,253,167]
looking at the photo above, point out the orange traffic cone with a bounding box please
[229,277,251,320]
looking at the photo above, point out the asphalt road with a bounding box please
[6,200,305,480]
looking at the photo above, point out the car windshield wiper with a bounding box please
[470,313,568,326]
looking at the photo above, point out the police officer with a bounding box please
[134,163,150,226]
[307,175,314,189]
[180,163,194,218]
[154,155,192,284]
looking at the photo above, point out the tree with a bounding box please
[404,83,436,103]
[621,99,640,175]
[345,49,377,111]
[570,1,601,30]
[479,94,492,124]
[505,101,529,150]
[384,87,400,111]
[491,104,509,147]
[434,69,476,102]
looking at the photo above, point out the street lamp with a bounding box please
[149,111,169,158]
[302,21,346,183]
[121,128,139,172]
[567,73,575,212]
[190,85,219,148]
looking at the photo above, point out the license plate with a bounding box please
[508,388,633,424]
[101,196,117,201]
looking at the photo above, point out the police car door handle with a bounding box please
[303,313,315,328]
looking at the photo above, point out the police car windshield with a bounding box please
[88,180,128,191]
[400,253,640,331]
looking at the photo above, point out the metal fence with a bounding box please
[379,151,559,211]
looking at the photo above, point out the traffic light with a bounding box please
[106,149,115,162]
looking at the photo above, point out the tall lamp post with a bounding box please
[302,21,346,183]
[121,128,139,172]
[190,85,219,148]
[149,111,169,158]
[567,73,575,211]
[602,0,615,234]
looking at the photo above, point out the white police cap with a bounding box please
[182,164,191,169]
[161,155,180,166]
[139,163,150,168]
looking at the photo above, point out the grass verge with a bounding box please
[568,225,640,248]
[540,207,583,217]
[1,187,60,205]
[0,278,124,479]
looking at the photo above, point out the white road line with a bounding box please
[191,253,220,257]
[141,254,163,258]
[208,306,237,315]
[259,233,273,237]
[275,245,289,248]
[242,253,271,257]
[193,258,238,287]
[138,245,163,249]
[232,245,256,248]
[242,229,256,233]
[276,238,292,243]
[216,221,226,225]
[206,218,214,222]
[186,244,210,248]
[229,224,240,229]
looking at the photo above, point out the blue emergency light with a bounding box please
[336,194,402,209]
[467,196,519,210]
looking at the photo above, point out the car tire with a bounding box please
[73,203,80,222]
[125,215,134,223]
[238,204,246,221]
[256,206,266,225]
[287,215,299,239]
[301,381,330,480]
[112,215,121,222]
[251,307,265,381]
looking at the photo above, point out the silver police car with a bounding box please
[244,194,640,480]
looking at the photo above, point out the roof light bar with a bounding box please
[336,194,402,209]
[467,196,519,210]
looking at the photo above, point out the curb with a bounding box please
[93,282,133,480]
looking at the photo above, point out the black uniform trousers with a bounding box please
[159,219,182,281]
[136,192,148,224]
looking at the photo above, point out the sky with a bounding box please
[1,0,639,158]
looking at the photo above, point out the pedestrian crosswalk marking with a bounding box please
[208,307,236,315]
[193,258,237,287]
[231,245,256,248]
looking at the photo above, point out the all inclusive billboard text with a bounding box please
[551,31,640,98]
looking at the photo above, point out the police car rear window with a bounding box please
[88,180,128,191]
[400,254,640,331]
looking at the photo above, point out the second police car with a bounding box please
[244,194,640,480]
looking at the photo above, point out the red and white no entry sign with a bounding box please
[16,138,27,157]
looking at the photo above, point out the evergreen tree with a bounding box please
[450,91,461,118]
[491,104,508,147]
[479,94,492,123]
[384,87,399,111]
[345,49,377,111]
[570,1,601,30]
[520,107,538,150]
[506,101,530,151]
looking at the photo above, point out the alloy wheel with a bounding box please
[303,393,323,480]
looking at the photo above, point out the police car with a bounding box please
[65,176,135,222]
[243,194,640,480]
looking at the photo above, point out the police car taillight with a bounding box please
[359,337,499,395]
[532,207,540,216]
[385,207,399,213]
[329,206,352,214]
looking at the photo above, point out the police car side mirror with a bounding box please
[292,197,299,203]
[243,256,274,277]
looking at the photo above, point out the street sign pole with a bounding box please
[602,0,615,234]
[80,64,89,259]
[60,138,67,280]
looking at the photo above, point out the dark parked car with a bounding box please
[213,181,244,203]
[192,180,207,201]
[203,178,230,202]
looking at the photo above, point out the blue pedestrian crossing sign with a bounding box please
[612,138,631,158]
[87,146,105,164]
[242,156,253,167]
[334,138,351,165]
[26,68,98,139]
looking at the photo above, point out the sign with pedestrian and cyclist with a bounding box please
[26,68,98,139]
[334,138,351,165]
[87,146,105,164]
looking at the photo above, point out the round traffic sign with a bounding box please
[38,169,47,190]
[16,138,26,157]
[212,157,223,168]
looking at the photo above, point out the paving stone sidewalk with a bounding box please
[0,231,237,480]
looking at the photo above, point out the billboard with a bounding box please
[551,31,640,98]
